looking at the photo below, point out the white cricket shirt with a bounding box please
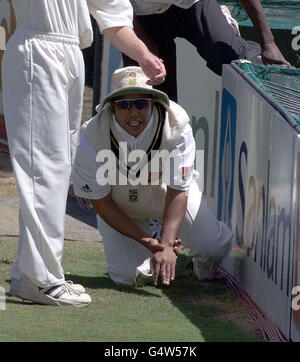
[12,0,133,49]
[130,0,199,15]
[73,108,196,201]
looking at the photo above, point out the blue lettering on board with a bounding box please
[217,88,237,229]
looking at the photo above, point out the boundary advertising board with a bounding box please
[218,65,298,340]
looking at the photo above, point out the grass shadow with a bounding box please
[5,297,37,306]
[65,274,162,298]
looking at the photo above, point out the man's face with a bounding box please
[111,94,154,137]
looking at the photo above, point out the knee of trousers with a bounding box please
[210,222,233,260]
[206,42,241,76]
[192,222,233,261]
[107,262,153,287]
[107,268,137,287]
[205,34,259,76]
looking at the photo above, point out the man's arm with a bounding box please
[86,0,166,85]
[103,26,165,85]
[152,187,188,286]
[89,192,164,254]
[239,0,290,65]
[132,15,160,57]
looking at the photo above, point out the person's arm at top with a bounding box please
[239,0,290,65]
[132,15,160,56]
[103,26,165,85]
[86,0,166,85]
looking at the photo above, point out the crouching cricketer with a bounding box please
[72,66,233,287]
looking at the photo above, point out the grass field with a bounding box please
[0,237,264,342]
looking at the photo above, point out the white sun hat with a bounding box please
[100,66,169,109]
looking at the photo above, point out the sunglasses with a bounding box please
[113,98,153,111]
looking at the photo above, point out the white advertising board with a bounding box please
[176,39,222,211]
[218,65,298,339]
[290,148,300,341]
[178,54,298,339]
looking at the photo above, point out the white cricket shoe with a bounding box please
[135,258,153,287]
[66,280,86,294]
[192,256,220,281]
[9,275,91,307]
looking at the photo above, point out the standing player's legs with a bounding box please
[178,182,233,279]
[149,36,177,102]
[66,44,85,168]
[180,0,261,75]
[122,11,178,102]
[2,30,84,288]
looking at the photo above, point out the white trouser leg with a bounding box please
[2,30,84,287]
[66,46,85,168]
[97,216,153,286]
[178,182,233,263]
[97,182,232,286]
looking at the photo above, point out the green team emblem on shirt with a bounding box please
[129,189,138,202]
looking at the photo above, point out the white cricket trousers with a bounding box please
[97,182,233,285]
[2,28,85,287]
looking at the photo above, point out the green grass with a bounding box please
[0,237,263,342]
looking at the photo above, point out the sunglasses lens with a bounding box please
[115,99,151,110]
[134,99,149,110]
[118,100,131,110]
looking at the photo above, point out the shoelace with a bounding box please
[61,283,81,296]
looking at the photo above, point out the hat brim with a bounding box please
[100,87,169,109]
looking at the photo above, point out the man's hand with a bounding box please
[146,238,165,254]
[239,0,290,67]
[103,26,166,86]
[152,246,177,286]
[173,238,184,256]
[151,188,187,286]
[146,238,183,255]
[138,53,166,86]
[131,15,165,85]
[261,41,290,66]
